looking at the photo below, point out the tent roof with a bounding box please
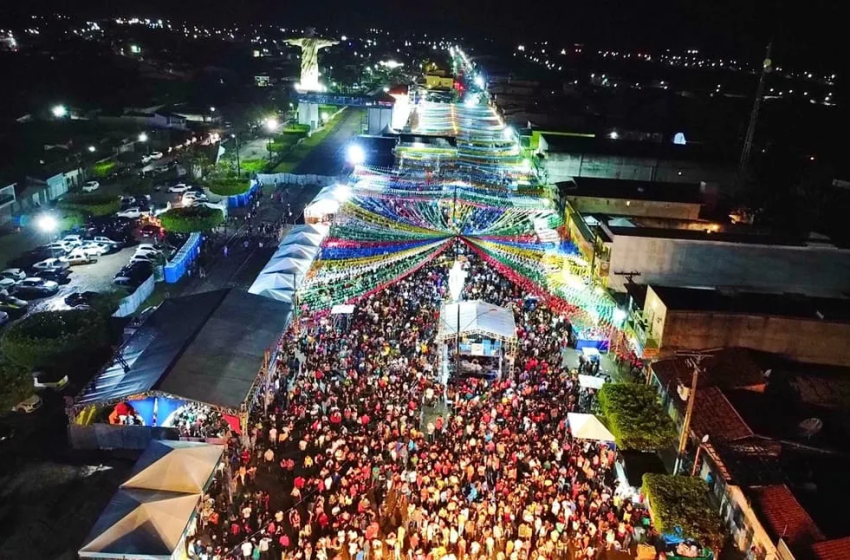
[79,489,200,559]
[122,441,223,494]
[74,289,292,410]
[567,413,616,442]
[437,300,517,341]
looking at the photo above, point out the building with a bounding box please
[649,348,850,559]
[564,211,850,296]
[531,132,736,189]
[0,183,16,223]
[559,177,705,220]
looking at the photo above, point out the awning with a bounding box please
[578,374,606,390]
[436,300,517,342]
[567,412,616,442]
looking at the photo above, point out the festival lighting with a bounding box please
[612,307,627,326]
[346,144,365,165]
[51,105,68,118]
[502,127,515,140]
[474,74,485,88]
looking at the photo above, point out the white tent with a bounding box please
[79,441,222,559]
[249,223,329,302]
[567,413,616,442]
[578,374,606,390]
[121,440,224,494]
[304,185,351,220]
[79,489,200,559]
[436,300,517,342]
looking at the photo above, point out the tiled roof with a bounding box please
[748,485,825,547]
[651,348,767,391]
[691,386,755,441]
[807,536,850,560]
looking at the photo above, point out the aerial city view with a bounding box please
[0,1,848,559]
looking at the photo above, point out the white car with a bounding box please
[82,181,100,192]
[150,151,164,160]
[0,278,16,291]
[32,258,70,273]
[168,184,191,193]
[91,236,121,247]
[62,234,84,247]
[1,268,27,282]
[182,192,208,206]
[45,241,73,254]
[79,242,112,256]
[0,310,8,326]
[130,254,159,265]
[134,248,162,259]
[116,207,142,219]
[62,249,97,265]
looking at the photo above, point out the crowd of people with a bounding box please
[187,242,653,560]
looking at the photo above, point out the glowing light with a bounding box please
[36,214,58,233]
[341,35,347,41]
[51,105,68,118]
[464,96,478,107]
[87,145,96,153]
[612,308,627,326]
[673,132,687,145]
[502,127,515,140]
[346,143,365,165]
[321,112,330,121]
[609,131,619,140]
[138,132,148,142]
[474,74,485,88]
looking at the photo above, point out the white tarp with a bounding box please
[567,413,616,442]
[332,304,355,315]
[437,300,517,341]
[578,374,606,390]
[79,441,222,559]
[249,224,329,301]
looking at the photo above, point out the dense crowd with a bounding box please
[187,242,651,560]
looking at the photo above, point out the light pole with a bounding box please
[231,133,241,177]
[673,354,706,475]
[264,117,279,162]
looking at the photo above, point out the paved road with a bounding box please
[293,109,364,175]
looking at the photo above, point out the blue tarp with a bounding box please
[226,180,260,208]
[164,233,203,283]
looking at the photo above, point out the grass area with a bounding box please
[271,109,349,173]
[239,159,267,174]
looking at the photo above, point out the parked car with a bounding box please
[32,258,70,274]
[13,277,60,298]
[134,247,163,259]
[139,224,161,238]
[61,234,84,247]
[168,183,191,193]
[12,394,42,413]
[182,192,208,205]
[0,310,8,326]
[79,241,112,256]
[1,269,27,282]
[116,207,142,219]
[44,241,73,255]
[35,268,71,283]
[62,248,97,265]
[150,151,164,160]
[82,180,100,192]
[0,290,29,315]
[65,291,98,308]
[89,235,122,248]
[0,278,16,291]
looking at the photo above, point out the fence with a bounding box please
[227,180,261,208]
[255,173,339,187]
[164,232,203,283]
[113,275,156,317]
[68,423,179,450]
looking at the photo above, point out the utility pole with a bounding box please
[735,42,773,193]
[673,353,706,475]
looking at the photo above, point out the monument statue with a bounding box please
[285,28,339,91]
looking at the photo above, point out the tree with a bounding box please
[206,174,252,196]
[642,474,725,554]
[1,309,109,370]
[598,383,677,451]
[0,358,33,412]
[160,206,225,233]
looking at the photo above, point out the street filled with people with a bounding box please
[187,242,652,560]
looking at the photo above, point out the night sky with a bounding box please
[2,0,843,69]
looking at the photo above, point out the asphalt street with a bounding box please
[293,109,364,175]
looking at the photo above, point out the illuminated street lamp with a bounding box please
[264,117,280,132]
[52,105,68,118]
[346,143,365,166]
[36,213,58,234]
[138,132,148,142]
[87,145,96,153]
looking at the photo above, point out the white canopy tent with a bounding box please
[249,224,329,302]
[436,300,517,343]
[79,441,223,560]
[578,374,606,390]
[567,413,616,442]
[304,184,352,221]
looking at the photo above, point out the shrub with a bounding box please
[206,175,252,196]
[91,160,118,178]
[597,383,677,451]
[0,358,33,412]
[160,206,224,233]
[57,193,120,217]
[1,309,109,370]
[240,159,267,174]
[642,474,724,554]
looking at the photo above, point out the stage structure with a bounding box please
[285,28,339,129]
[436,299,518,381]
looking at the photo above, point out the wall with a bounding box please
[367,107,393,135]
[606,235,850,297]
[567,196,701,220]
[660,311,850,367]
[545,152,735,189]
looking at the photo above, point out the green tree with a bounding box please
[598,383,677,451]
[160,206,224,233]
[0,358,33,412]
[642,474,725,555]
[1,309,109,370]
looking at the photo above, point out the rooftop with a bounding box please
[747,485,825,548]
[651,348,769,391]
[649,285,850,324]
[560,177,703,204]
[806,536,850,560]
[538,133,731,162]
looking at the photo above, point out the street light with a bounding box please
[87,145,96,153]
[321,112,330,122]
[346,143,365,166]
[138,132,148,142]
[52,105,68,118]
[265,117,279,132]
[36,213,58,234]
[209,106,216,112]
